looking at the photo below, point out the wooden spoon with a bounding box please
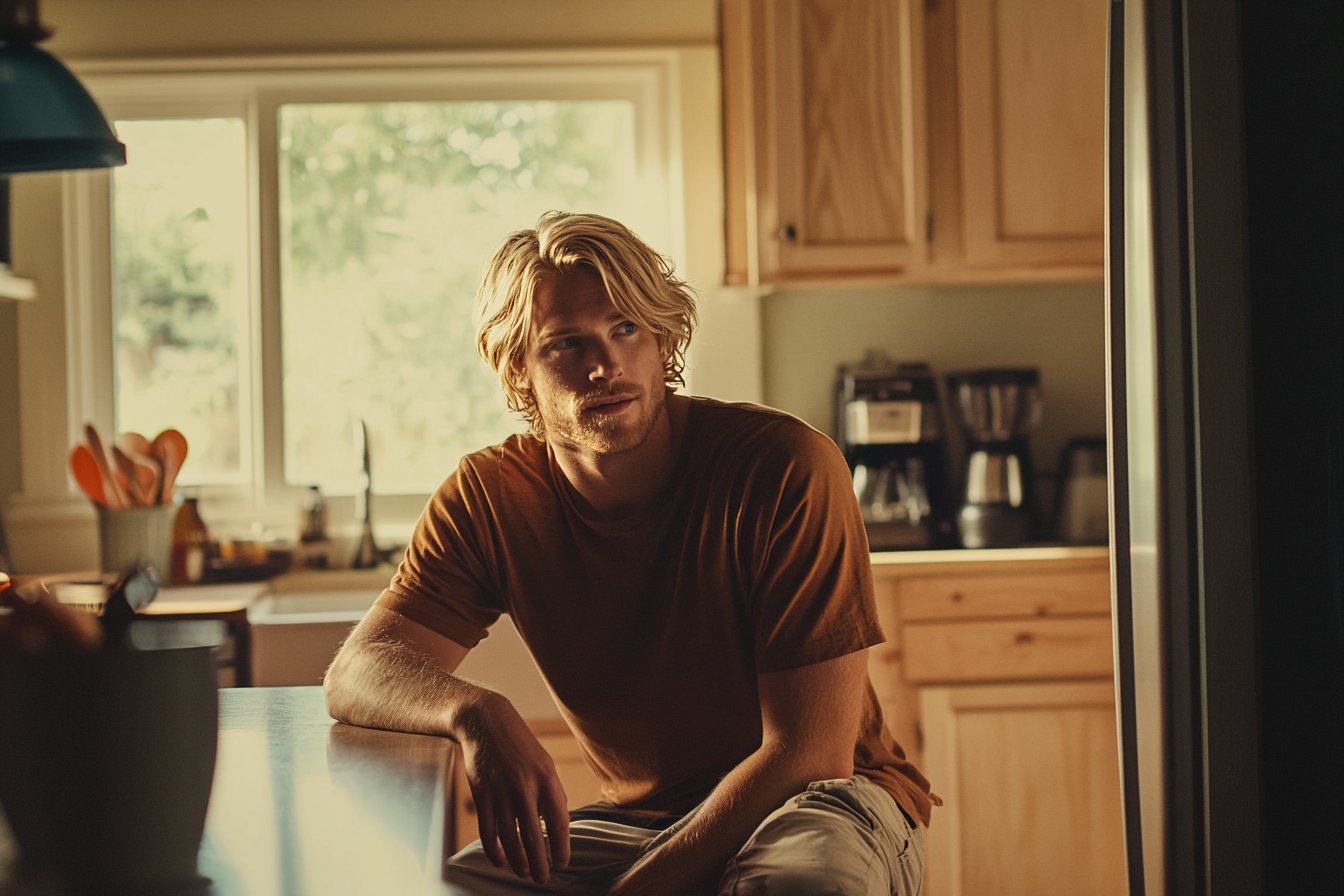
[112,446,160,507]
[69,444,108,506]
[150,428,188,505]
[83,424,126,509]
[118,431,154,459]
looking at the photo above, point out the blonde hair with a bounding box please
[474,212,699,438]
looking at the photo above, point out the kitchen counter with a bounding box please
[869,544,1109,578]
[870,544,1108,567]
[197,686,455,895]
[0,686,456,895]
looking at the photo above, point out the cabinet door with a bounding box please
[920,681,1126,896]
[724,0,928,281]
[955,0,1107,269]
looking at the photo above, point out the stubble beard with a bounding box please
[546,378,667,458]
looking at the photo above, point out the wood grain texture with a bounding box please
[903,616,1115,683]
[956,0,1106,267]
[920,682,1126,896]
[797,0,908,244]
[770,0,927,275]
[899,568,1113,621]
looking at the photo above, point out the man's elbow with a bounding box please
[322,641,360,722]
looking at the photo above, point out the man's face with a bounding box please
[523,268,668,456]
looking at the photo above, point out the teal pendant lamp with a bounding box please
[0,0,125,174]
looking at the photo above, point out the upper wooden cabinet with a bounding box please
[722,0,1108,285]
[723,0,928,283]
[953,0,1108,270]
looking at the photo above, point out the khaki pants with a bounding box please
[444,776,925,895]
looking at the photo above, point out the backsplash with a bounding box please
[758,279,1108,503]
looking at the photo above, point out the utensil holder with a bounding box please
[97,503,178,578]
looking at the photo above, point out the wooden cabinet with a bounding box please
[921,682,1126,896]
[723,0,1108,284]
[870,550,1124,896]
[723,0,928,283]
[950,0,1108,270]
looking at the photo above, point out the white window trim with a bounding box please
[7,47,724,573]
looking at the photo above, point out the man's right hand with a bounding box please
[324,605,572,884]
[457,692,572,883]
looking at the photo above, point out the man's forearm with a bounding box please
[324,631,497,741]
[608,739,852,896]
[612,652,868,896]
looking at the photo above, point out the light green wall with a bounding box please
[761,279,1108,484]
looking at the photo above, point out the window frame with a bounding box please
[63,49,697,543]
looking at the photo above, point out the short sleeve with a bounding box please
[377,458,504,648]
[745,422,883,674]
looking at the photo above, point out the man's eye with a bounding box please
[557,337,580,349]
[618,323,637,335]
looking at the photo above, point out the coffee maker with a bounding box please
[945,368,1044,548]
[836,353,953,550]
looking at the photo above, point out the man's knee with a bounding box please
[718,778,924,896]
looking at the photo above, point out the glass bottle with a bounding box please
[170,497,210,585]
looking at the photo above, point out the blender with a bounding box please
[946,368,1043,548]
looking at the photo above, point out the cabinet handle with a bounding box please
[780,223,797,242]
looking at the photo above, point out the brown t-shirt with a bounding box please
[378,397,935,826]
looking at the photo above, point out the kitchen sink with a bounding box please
[247,587,559,718]
[247,590,379,687]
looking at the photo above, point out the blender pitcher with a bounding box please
[946,368,1043,548]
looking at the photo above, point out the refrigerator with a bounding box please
[1106,1,1342,894]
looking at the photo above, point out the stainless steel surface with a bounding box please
[1056,438,1108,543]
[948,375,1043,444]
[964,451,1024,507]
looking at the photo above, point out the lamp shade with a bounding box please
[0,41,125,174]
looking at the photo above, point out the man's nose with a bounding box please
[587,340,622,382]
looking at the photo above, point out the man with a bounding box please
[324,212,936,895]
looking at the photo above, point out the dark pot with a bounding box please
[0,637,217,894]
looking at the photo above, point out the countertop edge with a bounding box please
[869,545,1110,567]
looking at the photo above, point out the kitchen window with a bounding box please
[56,51,695,540]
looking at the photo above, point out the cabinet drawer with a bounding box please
[903,616,1114,683]
[899,569,1111,622]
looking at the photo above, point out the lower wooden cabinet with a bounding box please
[920,681,1127,896]
[872,549,1124,896]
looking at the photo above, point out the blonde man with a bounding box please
[325,212,934,895]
